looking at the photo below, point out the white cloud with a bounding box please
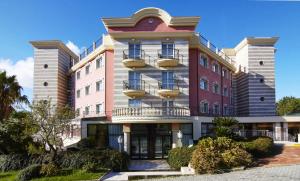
[66,41,80,55]
[0,57,34,89]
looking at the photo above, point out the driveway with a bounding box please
[143,164,300,181]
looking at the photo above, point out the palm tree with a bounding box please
[0,71,28,122]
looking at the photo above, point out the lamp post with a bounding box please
[117,135,123,152]
[177,130,183,148]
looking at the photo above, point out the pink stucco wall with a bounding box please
[75,53,106,118]
[105,50,114,121]
[108,17,195,33]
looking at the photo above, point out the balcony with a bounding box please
[80,111,106,118]
[113,107,190,118]
[157,49,180,67]
[122,79,146,98]
[157,80,180,98]
[122,49,146,68]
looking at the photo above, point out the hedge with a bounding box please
[167,146,195,170]
[242,136,274,157]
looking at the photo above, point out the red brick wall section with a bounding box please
[108,17,195,33]
[189,49,232,116]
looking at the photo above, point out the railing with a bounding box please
[123,79,145,90]
[198,34,235,65]
[79,37,103,61]
[81,111,106,118]
[158,79,179,90]
[235,130,274,138]
[195,107,236,117]
[113,107,190,117]
[158,48,180,59]
[123,49,145,60]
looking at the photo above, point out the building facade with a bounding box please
[31,8,300,159]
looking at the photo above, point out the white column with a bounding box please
[124,132,130,153]
[283,123,288,141]
[274,122,282,141]
[172,123,179,148]
[252,123,257,137]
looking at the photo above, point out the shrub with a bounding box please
[191,137,252,174]
[17,164,42,181]
[0,154,29,171]
[40,163,59,177]
[77,137,96,149]
[82,162,99,173]
[243,136,273,157]
[167,146,195,170]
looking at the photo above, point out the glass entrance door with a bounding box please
[162,71,174,89]
[155,135,171,158]
[129,71,141,89]
[131,136,148,159]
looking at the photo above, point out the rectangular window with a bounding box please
[213,84,219,94]
[96,103,103,114]
[161,42,174,58]
[200,79,208,90]
[180,124,193,146]
[200,102,209,113]
[76,71,81,80]
[76,90,80,98]
[162,71,174,89]
[201,123,215,137]
[87,124,108,148]
[212,63,219,73]
[129,71,141,89]
[222,69,228,78]
[85,85,90,95]
[108,124,123,151]
[85,65,90,75]
[223,106,229,116]
[200,54,208,68]
[128,99,141,107]
[85,106,90,115]
[213,104,220,115]
[128,43,141,59]
[96,80,103,92]
[223,87,228,96]
[96,57,103,69]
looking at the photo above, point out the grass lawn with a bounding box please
[0,171,19,181]
[0,170,105,181]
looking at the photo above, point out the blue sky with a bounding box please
[0,0,299,101]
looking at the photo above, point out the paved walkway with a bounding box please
[129,160,171,171]
[142,164,300,181]
[258,145,300,166]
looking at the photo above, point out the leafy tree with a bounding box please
[0,71,28,123]
[212,117,239,138]
[0,111,37,154]
[28,100,75,159]
[276,96,300,116]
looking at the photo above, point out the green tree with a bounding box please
[28,100,75,159]
[0,71,28,123]
[276,96,300,116]
[212,117,239,138]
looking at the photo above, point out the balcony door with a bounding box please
[129,43,141,59]
[129,71,141,89]
[162,71,174,89]
[162,100,174,116]
[162,43,174,58]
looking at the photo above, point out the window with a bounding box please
[213,83,219,94]
[96,80,103,92]
[128,43,141,59]
[223,87,228,96]
[77,71,81,80]
[128,99,141,107]
[213,104,220,115]
[85,85,90,95]
[260,97,265,101]
[85,65,90,75]
[200,54,208,68]
[43,82,48,86]
[259,61,264,65]
[76,90,80,98]
[222,69,228,78]
[44,64,48,69]
[85,106,90,115]
[129,71,141,89]
[108,124,123,150]
[223,106,229,116]
[161,71,174,89]
[201,123,215,137]
[260,78,264,83]
[212,63,219,73]
[180,124,193,146]
[87,124,108,148]
[200,101,209,113]
[200,79,208,90]
[76,108,80,116]
[96,103,103,114]
[96,57,103,69]
[161,42,174,58]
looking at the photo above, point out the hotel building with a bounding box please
[30,8,300,159]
